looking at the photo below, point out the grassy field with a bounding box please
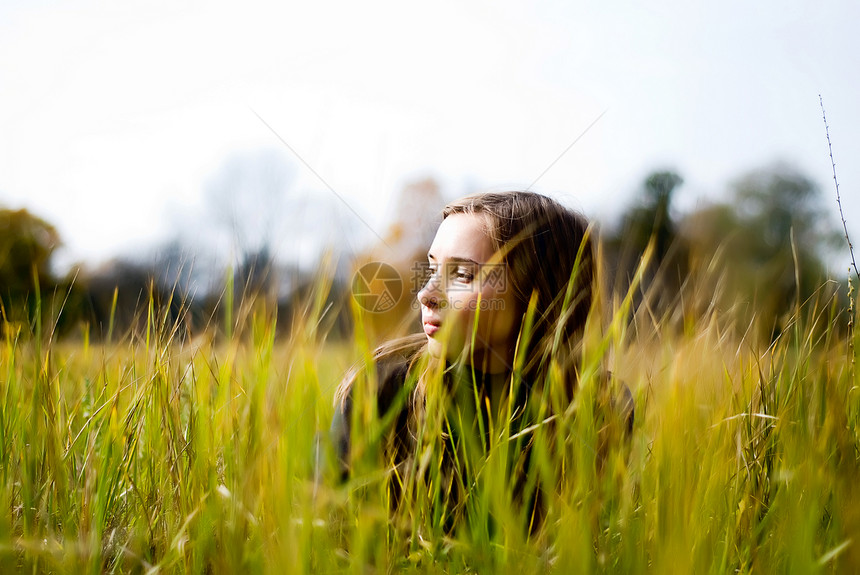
[1,277,859,573]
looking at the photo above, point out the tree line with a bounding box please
[0,162,847,344]
[602,163,844,340]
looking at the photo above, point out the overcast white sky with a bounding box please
[1,0,859,272]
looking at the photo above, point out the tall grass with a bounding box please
[0,261,858,573]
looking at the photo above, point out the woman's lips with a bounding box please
[423,319,441,337]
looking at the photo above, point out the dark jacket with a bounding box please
[331,354,634,532]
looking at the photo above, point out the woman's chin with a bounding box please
[426,337,464,363]
[425,337,443,358]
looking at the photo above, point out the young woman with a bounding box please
[332,190,632,531]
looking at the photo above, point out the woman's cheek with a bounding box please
[444,298,473,348]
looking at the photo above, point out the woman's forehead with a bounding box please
[428,213,494,262]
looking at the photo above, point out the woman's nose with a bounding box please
[417,272,443,308]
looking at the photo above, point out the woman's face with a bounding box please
[417,212,520,373]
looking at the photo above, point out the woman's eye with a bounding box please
[419,262,475,288]
[452,268,474,283]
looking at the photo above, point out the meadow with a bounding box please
[0,265,858,573]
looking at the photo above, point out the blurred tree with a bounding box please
[0,208,90,337]
[204,149,296,274]
[201,149,300,332]
[604,170,688,312]
[642,171,684,261]
[0,208,60,324]
[681,163,841,339]
[357,177,445,344]
[152,238,202,297]
[0,208,59,293]
[83,259,187,341]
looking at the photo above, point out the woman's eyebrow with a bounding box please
[426,254,480,266]
[448,257,480,266]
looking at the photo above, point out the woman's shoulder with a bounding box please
[331,338,422,475]
[335,336,424,409]
[372,352,415,413]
